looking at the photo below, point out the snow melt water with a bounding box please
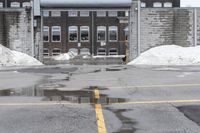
[0,44,43,66]
[128,45,200,66]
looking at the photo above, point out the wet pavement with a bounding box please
[1,65,200,133]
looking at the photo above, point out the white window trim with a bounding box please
[43,26,49,42]
[108,11,118,17]
[22,2,30,7]
[43,48,49,56]
[43,11,49,17]
[109,48,118,55]
[97,48,106,56]
[0,2,3,8]
[80,26,90,42]
[164,2,172,7]
[153,2,162,7]
[141,2,146,7]
[97,26,106,42]
[52,26,61,42]
[80,11,89,17]
[51,11,61,17]
[108,26,118,42]
[10,2,20,8]
[69,26,78,42]
[97,11,106,17]
[52,48,61,56]
[68,11,78,17]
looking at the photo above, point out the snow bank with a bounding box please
[52,51,76,61]
[0,44,43,66]
[128,45,200,66]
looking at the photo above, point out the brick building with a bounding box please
[0,0,180,59]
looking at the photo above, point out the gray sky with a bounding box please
[181,0,200,7]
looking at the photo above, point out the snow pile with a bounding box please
[128,45,200,66]
[0,44,43,66]
[52,51,76,61]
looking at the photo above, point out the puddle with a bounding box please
[177,105,200,126]
[92,67,127,73]
[107,108,137,133]
[0,87,126,105]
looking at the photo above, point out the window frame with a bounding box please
[80,11,89,17]
[68,26,78,42]
[51,11,61,17]
[108,26,118,42]
[164,2,172,7]
[43,48,49,56]
[80,48,90,55]
[10,2,20,8]
[0,2,3,8]
[153,2,162,7]
[52,48,61,56]
[43,26,49,42]
[97,48,106,56]
[22,2,30,7]
[43,11,49,17]
[80,26,90,42]
[108,11,118,17]
[109,48,118,55]
[68,11,78,17]
[51,26,61,42]
[97,26,106,42]
[141,2,146,7]
[97,11,106,17]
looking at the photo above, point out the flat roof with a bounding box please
[40,0,132,8]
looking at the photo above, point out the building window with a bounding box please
[52,26,61,42]
[0,2,3,8]
[43,11,49,17]
[68,11,78,17]
[109,26,118,42]
[108,11,118,17]
[97,26,106,42]
[109,48,118,55]
[68,48,78,56]
[80,48,90,55]
[52,48,61,56]
[164,2,172,7]
[153,2,162,7]
[80,26,89,42]
[69,26,78,42]
[51,11,61,17]
[141,2,146,7]
[22,2,30,7]
[80,11,89,17]
[97,11,106,17]
[43,26,49,42]
[10,2,20,7]
[97,48,106,56]
[43,48,49,56]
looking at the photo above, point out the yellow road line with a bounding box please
[94,88,107,133]
[112,99,200,105]
[94,88,100,99]
[95,104,107,133]
[109,83,200,89]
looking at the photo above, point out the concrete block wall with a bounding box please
[130,2,199,60]
[0,9,32,56]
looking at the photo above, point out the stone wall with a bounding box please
[0,9,32,56]
[129,1,200,60]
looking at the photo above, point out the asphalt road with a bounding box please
[0,65,200,133]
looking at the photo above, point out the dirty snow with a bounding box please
[128,45,200,66]
[0,44,43,66]
[52,51,76,61]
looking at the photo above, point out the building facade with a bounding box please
[0,0,180,60]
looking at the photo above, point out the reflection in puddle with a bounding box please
[0,88,126,105]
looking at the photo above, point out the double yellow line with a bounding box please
[94,88,107,133]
